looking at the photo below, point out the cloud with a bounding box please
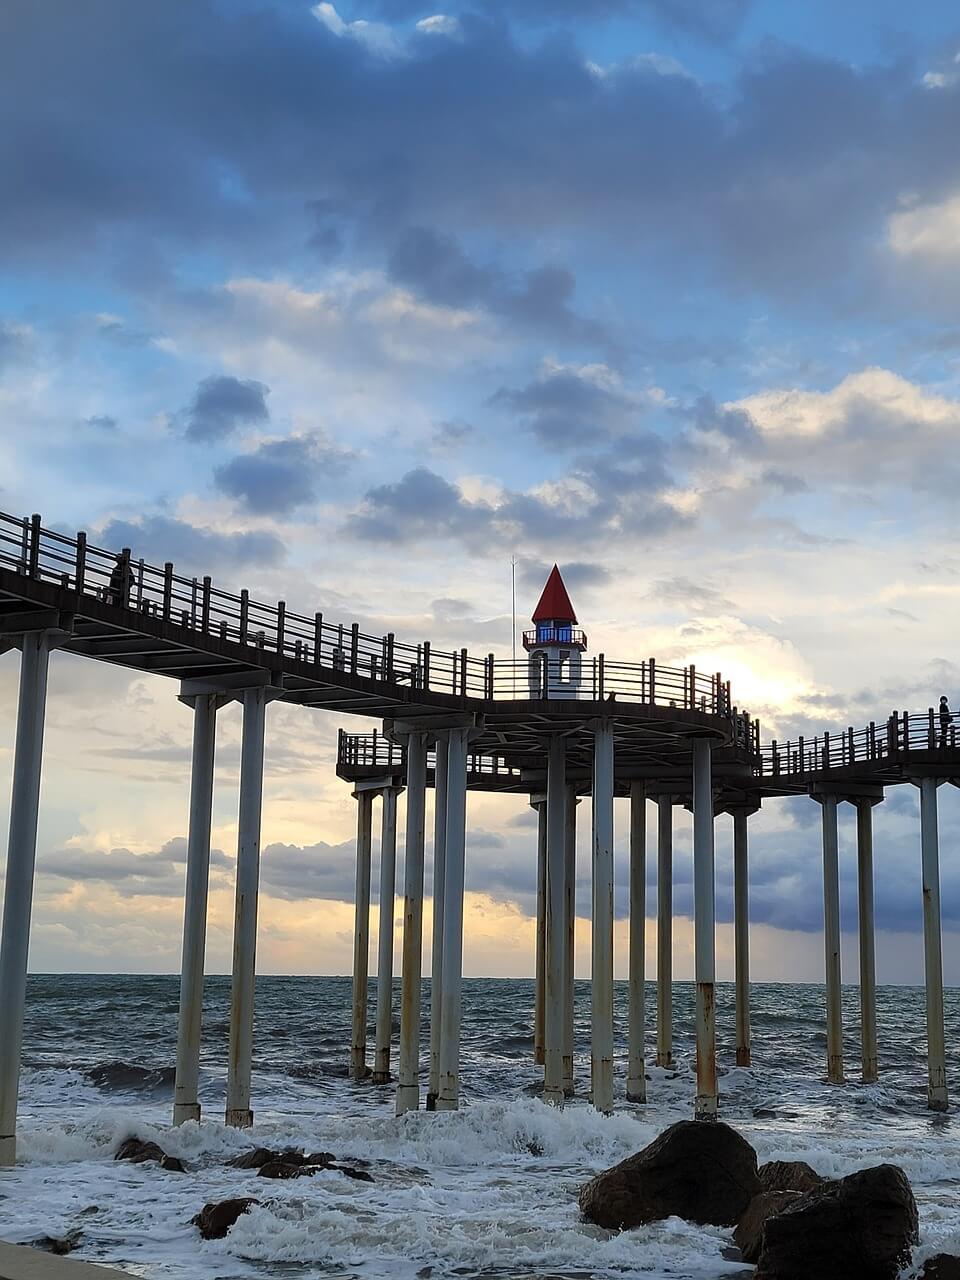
[214,433,354,516]
[490,362,653,446]
[388,227,607,346]
[312,3,402,59]
[39,838,233,898]
[259,839,358,901]
[347,466,493,544]
[182,374,270,443]
[98,513,285,573]
[83,414,117,430]
[0,320,32,370]
[888,192,960,261]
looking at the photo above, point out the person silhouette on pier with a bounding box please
[939,695,951,747]
[107,549,130,608]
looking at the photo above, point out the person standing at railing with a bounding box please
[939,695,951,747]
[107,548,131,608]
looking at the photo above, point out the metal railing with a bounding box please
[0,510,748,722]
[337,728,524,781]
[761,708,960,777]
[522,626,588,649]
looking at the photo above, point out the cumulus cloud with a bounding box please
[98,513,285,573]
[389,227,607,346]
[214,433,354,516]
[182,374,270,443]
[490,362,655,445]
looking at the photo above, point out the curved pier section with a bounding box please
[1,513,959,1161]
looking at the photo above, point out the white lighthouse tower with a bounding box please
[523,564,587,699]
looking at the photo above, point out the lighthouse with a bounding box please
[523,565,587,698]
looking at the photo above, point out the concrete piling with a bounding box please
[692,738,717,1120]
[173,692,219,1125]
[0,631,52,1167]
[626,780,646,1103]
[225,686,268,1128]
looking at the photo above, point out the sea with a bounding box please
[2,975,960,1279]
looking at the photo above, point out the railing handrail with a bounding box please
[0,509,748,722]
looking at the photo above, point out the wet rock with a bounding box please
[229,1146,282,1169]
[333,1164,374,1182]
[920,1256,960,1280]
[579,1120,761,1230]
[304,1151,336,1167]
[115,1137,185,1172]
[734,1191,801,1263]
[758,1160,825,1195]
[756,1163,918,1280]
[193,1197,259,1240]
[258,1159,314,1179]
[32,1231,82,1256]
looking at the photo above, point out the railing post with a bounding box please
[314,612,323,665]
[28,514,40,577]
[239,589,249,643]
[75,531,87,594]
[460,648,467,697]
[423,641,431,689]
[598,653,605,701]
[201,576,211,633]
[386,632,395,680]
[276,601,285,656]
[350,623,360,674]
[163,563,173,620]
[649,658,656,703]
[689,664,696,709]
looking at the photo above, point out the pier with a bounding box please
[1,511,958,1164]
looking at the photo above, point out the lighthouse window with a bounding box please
[558,650,570,678]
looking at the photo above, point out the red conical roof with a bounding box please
[532,565,578,624]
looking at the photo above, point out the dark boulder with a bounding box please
[230,1146,281,1170]
[920,1257,960,1280]
[579,1120,760,1229]
[304,1151,336,1167]
[32,1232,82,1256]
[258,1159,314,1179]
[756,1163,918,1280]
[734,1191,801,1263]
[193,1198,259,1240]
[759,1160,825,1195]
[333,1164,374,1182]
[115,1137,186,1172]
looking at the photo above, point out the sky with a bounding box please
[2,0,960,984]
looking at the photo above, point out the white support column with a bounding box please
[591,720,615,1115]
[918,777,948,1111]
[396,732,428,1115]
[732,808,751,1069]
[855,798,878,1086]
[350,790,374,1081]
[173,692,219,1125]
[225,685,267,1128]
[437,727,469,1110]
[0,631,52,1168]
[373,786,399,1085]
[656,796,673,1069]
[819,793,844,1086]
[562,786,577,1097]
[543,736,566,1105]
[627,780,646,1103]
[692,738,717,1120]
[427,742,448,1110]
[533,799,547,1069]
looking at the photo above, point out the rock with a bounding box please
[756,1163,918,1280]
[230,1146,281,1170]
[193,1197,259,1240]
[734,1191,801,1263]
[332,1164,374,1182]
[115,1137,185,1172]
[578,1120,761,1230]
[920,1257,960,1280]
[33,1232,82,1256]
[257,1159,314,1179]
[759,1160,826,1195]
[304,1151,336,1167]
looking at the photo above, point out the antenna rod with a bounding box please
[511,554,517,694]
